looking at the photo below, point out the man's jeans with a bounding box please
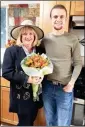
[42,80,73,126]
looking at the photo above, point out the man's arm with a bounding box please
[69,37,82,85]
[63,36,82,92]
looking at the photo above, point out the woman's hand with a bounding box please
[27,76,43,85]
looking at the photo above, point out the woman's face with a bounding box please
[21,29,35,50]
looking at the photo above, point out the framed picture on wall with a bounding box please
[8,3,40,40]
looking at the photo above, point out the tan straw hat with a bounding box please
[10,20,44,40]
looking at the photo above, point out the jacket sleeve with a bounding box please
[2,47,28,86]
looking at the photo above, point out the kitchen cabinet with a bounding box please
[13,114,18,125]
[0,77,46,126]
[1,77,17,125]
[70,1,85,16]
[34,108,46,126]
[42,1,57,34]
[1,87,14,124]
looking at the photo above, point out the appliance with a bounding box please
[74,67,85,100]
[71,98,85,126]
[72,16,85,29]
[80,38,85,46]
[70,15,85,99]
[70,16,85,55]
[72,67,85,126]
[70,16,85,99]
[70,16,85,126]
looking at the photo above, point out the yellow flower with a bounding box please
[5,39,16,48]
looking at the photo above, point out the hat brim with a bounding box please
[10,25,44,40]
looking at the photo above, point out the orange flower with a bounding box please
[5,40,16,48]
[25,54,49,69]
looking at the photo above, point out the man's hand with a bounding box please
[63,83,74,93]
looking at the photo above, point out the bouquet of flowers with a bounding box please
[21,53,53,101]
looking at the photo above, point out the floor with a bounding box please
[1,123,14,126]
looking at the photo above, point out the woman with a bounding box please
[2,20,45,126]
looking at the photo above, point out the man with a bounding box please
[41,5,82,126]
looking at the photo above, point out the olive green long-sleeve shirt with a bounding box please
[41,32,82,85]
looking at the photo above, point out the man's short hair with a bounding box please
[50,4,67,18]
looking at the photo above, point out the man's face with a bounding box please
[51,8,67,30]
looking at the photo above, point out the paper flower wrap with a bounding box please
[21,53,53,101]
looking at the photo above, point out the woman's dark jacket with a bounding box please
[2,45,45,114]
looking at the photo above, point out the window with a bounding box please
[1,7,6,48]
[1,7,7,65]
